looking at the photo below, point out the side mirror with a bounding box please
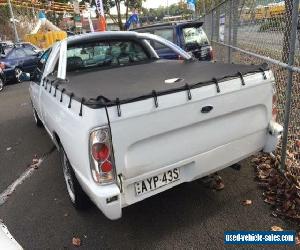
[19,72,31,82]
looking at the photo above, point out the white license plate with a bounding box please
[135,168,180,196]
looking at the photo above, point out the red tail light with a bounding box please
[101,161,113,173]
[90,127,115,184]
[92,143,109,161]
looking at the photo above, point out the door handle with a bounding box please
[201,106,213,113]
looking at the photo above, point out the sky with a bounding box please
[110,0,181,15]
[143,0,180,9]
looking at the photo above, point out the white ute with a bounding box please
[26,31,282,220]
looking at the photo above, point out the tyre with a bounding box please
[0,77,4,92]
[14,67,22,83]
[32,106,43,127]
[59,146,91,209]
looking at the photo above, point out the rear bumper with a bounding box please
[74,170,122,220]
[120,129,269,207]
[75,123,282,220]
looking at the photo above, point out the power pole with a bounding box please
[7,0,19,42]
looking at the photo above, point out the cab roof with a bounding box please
[131,20,204,31]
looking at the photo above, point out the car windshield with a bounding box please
[182,27,209,48]
[66,40,150,73]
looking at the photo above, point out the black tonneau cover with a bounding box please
[44,60,268,114]
[60,60,267,103]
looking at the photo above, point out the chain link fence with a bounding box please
[201,0,300,184]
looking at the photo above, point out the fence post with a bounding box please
[228,0,233,63]
[211,10,214,42]
[8,0,19,42]
[280,0,300,172]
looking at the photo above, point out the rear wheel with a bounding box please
[59,146,91,209]
[15,67,22,83]
[0,77,4,92]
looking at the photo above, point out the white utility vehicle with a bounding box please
[26,32,282,220]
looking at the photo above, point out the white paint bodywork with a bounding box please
[0,223,23,250]
[29,32,282,220]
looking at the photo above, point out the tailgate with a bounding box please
[106,72,273,180]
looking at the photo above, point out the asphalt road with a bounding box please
[0,83,298,249]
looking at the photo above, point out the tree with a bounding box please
[101,0,144,30]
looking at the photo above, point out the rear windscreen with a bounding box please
[66,40,151,73]
[182,27,210,48]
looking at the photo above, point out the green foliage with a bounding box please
[259,18,285,32]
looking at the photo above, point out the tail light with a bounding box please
[272,82,278,121]
[89,126,115,184]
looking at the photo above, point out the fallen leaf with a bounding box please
[296,232,300,245]
[271,226,283,231]
[242,200,252,206]
[6,147,12,151]
[72,237,81,247]
[295,140,300,148]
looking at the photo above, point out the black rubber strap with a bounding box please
[116,98,121,117]
[42,78,46,87]
[44,79,48,90]
[237,72,245,86]
[68,93,74,108]
[152,90,159,108]
[79,98,85,116]
[259,68,267,80]
[60,88,65,102]
[212,78,221,93]
[49,82,53,93]
[185,84,192,100]
[54,85,58,97]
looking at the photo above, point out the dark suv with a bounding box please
[132,21,213,61]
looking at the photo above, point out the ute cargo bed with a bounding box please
[54,60,268,106]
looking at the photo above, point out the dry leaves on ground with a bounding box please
[271,225,283,231]
[242,200,252,206]
[72,237,81,247]
[252,150,300,223]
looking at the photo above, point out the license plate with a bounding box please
[135,168,180,196]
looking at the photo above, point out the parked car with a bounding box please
[0,42,42,83]
[0,63,6,91]
[132,21,213,61]
[24,31,282,220]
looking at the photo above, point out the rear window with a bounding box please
[66,40,150,73]
[182,27,209,47]
[153,28,174,49]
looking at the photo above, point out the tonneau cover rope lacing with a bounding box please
[68,93,74,108]
[60,88,65,102]
[237,72,245,86]
[212,78,221,93]
[43,63,269,118]
[116,98,121,117]
[259,68,267,80]
[152,90,159,108]
[49,81,53,94]
[185,84,192,100]
[44,79,49,90]
[79,98,85,116]
[54,85,58,97]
